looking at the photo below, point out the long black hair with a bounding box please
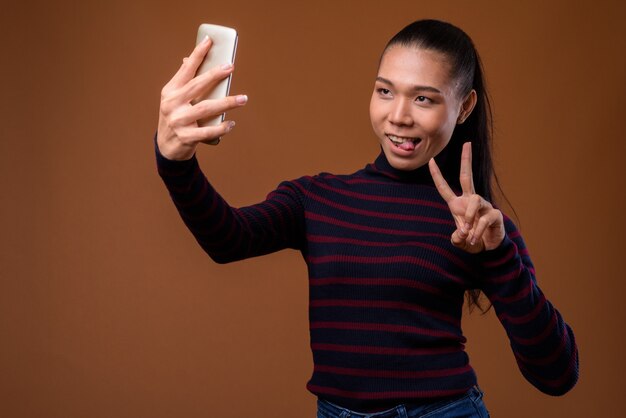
[384,19,502,312]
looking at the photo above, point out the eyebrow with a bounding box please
[376,76,442,94]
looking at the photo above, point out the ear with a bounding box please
[457,89,477,124]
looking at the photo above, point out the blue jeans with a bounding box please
[317,386,490,418]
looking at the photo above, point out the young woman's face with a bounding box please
[369,46,475,171]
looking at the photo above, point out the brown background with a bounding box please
[1,0,624,416]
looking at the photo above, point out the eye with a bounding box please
[416,95,431,103]
[376,88,392,97]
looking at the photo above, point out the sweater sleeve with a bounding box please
[476,217,579,396]
[155,138,308,263]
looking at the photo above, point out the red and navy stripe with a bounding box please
[156,140,579,411]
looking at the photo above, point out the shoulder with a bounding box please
[271,163,417,205]
[283,167,372,190]
[267,167,371,206]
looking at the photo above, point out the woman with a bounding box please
[156,19,578,417]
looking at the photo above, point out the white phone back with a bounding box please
[194,24,238,128]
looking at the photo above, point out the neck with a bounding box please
[366,148,434,185]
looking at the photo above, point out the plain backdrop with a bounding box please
[1,0,625,416]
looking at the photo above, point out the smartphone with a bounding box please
[193,24,238,142]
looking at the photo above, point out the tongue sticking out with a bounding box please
[398,140,416,151]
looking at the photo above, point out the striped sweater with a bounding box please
[156,142,579,412]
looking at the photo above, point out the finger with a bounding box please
[169,35,213,88]
[429,158,457,203]
[452,228,485,253]
[450,228,467,247]
[180,63,234,103]
[199,120,237,144]
[459,142,476,195]
[463,194,485,231]
[469,209,501,246]
[177,94,248,126]
[176,120,237,146]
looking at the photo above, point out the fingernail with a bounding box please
[236,94,248,104]
[221,63,233,70]
[202,35,210,44]
[227,121,236,131]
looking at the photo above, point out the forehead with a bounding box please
[378,46,455,94]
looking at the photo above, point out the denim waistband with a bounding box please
[317,385,485,418]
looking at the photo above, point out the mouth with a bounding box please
[386,134,422,151]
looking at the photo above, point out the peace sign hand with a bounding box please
[428,142,505,253]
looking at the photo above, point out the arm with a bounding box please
[156,137,308,263]
[429,143,579,395]
[154,37,308,262]
[477,219,579,395]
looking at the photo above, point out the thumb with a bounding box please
[450,228,469,248]
[450,228,484,253]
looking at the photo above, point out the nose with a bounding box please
[388,98,414,127]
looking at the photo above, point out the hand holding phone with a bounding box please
[157,25,245,160]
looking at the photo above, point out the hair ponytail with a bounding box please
[384,19,503,313]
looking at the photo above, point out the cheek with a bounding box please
[369,99,384,130]
[424,110,457,139]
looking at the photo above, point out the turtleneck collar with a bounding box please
[365,148,434,185]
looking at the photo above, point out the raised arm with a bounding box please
[155,37,308,263]
[156,142,308,263]
[429,142,579,395]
